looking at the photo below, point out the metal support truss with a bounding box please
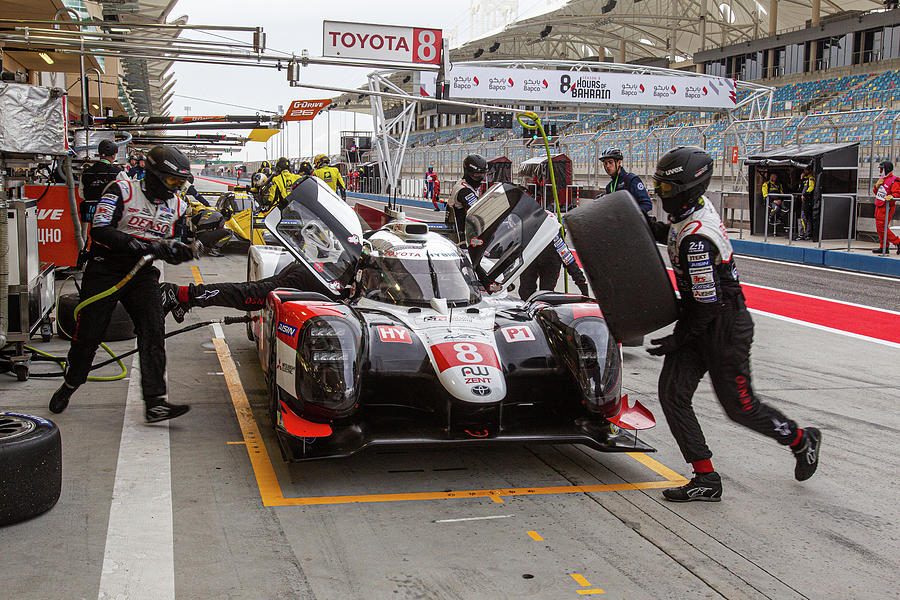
[368,72,418,197]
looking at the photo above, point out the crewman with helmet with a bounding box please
[447,154,487,243]
[645,146,821,502]
[79,139,126,223]
[313,154,346,200]
[298,160,314,177]
[265,157,300,207]
[50,145,196,422]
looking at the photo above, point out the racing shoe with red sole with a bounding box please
[145,397,190,423]
[663,471,722,502]
[793,427,821,481]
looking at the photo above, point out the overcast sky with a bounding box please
[171,0,562,163]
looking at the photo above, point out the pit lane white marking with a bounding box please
[97,357,175,600]
[737,253,900,282]
[211,322,225,339]
[433,515,515,523]
[749,309,900,349]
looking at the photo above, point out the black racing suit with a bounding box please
[179,261,335,311]
[446,177,481,243]
[650,200,799,464]
[64,179,188,400]
[518,233,589,299]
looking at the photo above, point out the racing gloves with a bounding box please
[647,334,681,356]
[144,240,196,264]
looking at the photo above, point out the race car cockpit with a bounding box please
[359,248,481,307]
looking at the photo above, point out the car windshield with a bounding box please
[360,248,481,306]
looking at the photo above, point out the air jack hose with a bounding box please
[515,111,567,292]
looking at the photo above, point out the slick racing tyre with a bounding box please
[56,293,136,342]
[565,190,678,342]
[0,413,62,526]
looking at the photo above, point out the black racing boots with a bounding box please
[663,471,723,502]
[145,396,190,423]
[792,427,822,481]
[49,382,78,414]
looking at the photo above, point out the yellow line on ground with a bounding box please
[576,590,605,595]
[213,337,286,506]
[626,452,689,483]
[226,441,247,445]
[527,531,543,541]
[571,574,591,587]
[190,265,203,284]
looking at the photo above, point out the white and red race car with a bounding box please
[249,176,655,460]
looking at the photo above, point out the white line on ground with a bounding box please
[433,515,515,523]
[736,253,900,281]
[97,357,175,600]
[748,308,900,349]
[211,322,225,339]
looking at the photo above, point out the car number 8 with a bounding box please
[453,343,483,363]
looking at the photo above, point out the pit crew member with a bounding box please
[646,145,821,502]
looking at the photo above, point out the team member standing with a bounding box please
[646,146,821,502]
[447,154,487,243]
[872,160,900,254]
[79,139,125,222]
[797,167,818,241]
[762,171,788,235]
[600,147,652,213]
[518,226,589,300]
[313,154,347,200]
[50,146,196,422]
[265,157,300,207]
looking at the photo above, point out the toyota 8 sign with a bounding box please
[323,21,442,65]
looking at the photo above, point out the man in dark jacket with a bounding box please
[78,139,124,222]
[600,147,652,213]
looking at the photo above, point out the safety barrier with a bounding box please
[819,193,858,251]
[720,191,749,239]
[763,193,797,244]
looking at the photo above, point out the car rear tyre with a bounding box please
[0,413,62,526]
[56,293,136,342]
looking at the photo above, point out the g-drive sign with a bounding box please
[323,21,441,65]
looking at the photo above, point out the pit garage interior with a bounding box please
[2,1,900,599]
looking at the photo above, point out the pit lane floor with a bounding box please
[2,188,898,599]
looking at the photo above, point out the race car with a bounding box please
[249,175,656,461]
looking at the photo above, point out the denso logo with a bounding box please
[277,322,297,337]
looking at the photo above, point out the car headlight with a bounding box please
[296,316,362,421]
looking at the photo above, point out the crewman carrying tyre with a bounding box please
[313,154,347,200]
[645,145,822,502]
[49,145,196,423]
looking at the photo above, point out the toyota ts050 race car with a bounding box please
[248,175,656,461]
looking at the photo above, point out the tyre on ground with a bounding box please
[0,412,62,526]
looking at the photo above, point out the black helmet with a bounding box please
[98,139,118,157]
[145,145,192,191]
[299,161,313,175]
[653,146,713,217]
[463,154,487,183]
[275,157,290,172]
[599,147,624,162]
[879,160,893,174]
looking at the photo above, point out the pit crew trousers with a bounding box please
[874,200,900,248]
[518,247,561,300]
[658,294,799,464]
[185,262,330,310]
[65,262,167,399]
